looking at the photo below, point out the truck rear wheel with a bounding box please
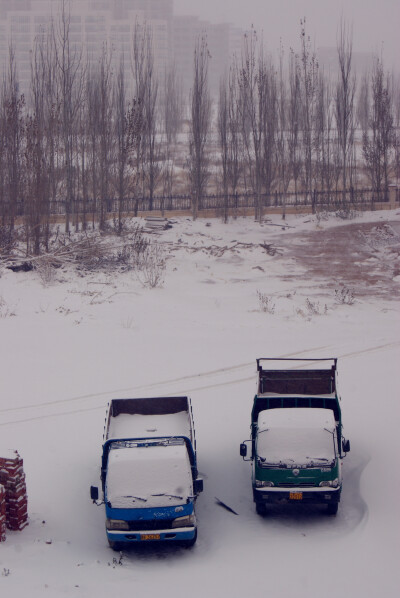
[326,503,338,516]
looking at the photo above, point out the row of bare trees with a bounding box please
[1,9,399,252]
[0,3,184,254]
[210,20,399,222]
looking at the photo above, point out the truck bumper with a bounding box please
[254,487,341,506]
[106,526,196,544]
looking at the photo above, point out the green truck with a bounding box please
[240,358,350,515]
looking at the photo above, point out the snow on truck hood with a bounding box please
[106,443,193,509]
[256,408,337,467]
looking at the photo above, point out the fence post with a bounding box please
[388,184,397,208]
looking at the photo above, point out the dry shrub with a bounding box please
[34,258,57,286]
[257,290,275,314]
[116,224,149,270]
[0,296,14,318]
[137,243,166,288]
[334,286,355,305]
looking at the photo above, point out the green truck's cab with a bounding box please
[240,358,350,515]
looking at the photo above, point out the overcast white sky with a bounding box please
[174,0,399,69]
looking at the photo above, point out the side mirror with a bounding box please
[240,443,248,458]
[342,439,350,454]
[90,486,99,501]
[194,478,204,494]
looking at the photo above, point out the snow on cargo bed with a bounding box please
[257,408,337,468]
[106,443,193,509]
[257,392,336,398]
[107,410,192,441]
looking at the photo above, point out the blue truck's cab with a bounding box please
[91,397,203,549]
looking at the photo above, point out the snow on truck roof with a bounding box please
[257,407,336,432]
[106,443,193,509]
[256,408,337,467]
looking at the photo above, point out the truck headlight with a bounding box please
[319,478,339,488]
[255,480,274,487]
[171,514,196,529]
[106,519,130,531]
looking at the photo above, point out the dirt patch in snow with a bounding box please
[280,219,400,300]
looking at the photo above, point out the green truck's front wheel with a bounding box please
[255,503,267,516]
[326,503,339,515]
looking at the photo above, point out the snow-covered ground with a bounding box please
[0,209,399,597]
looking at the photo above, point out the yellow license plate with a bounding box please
[141,534,161,541]
[289,492,303,500]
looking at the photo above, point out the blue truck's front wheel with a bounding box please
[108,539,123,551]
[181,528,197,548]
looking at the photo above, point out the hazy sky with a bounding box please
[174,0,399,69]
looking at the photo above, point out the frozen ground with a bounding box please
[0,209,399,597]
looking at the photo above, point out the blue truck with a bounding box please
[240,358,350,515]
[90,396,203,549]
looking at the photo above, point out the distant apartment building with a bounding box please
[0,0,242,96]
[172,14,242,94]
[318,46,373,78]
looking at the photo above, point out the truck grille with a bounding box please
[127,519,174,531]
[278,483,316,488]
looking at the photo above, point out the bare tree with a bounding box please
[86,64,100,228]
[3,45,25,237]
[160,62,183,214]
[218,73,230,222]
[114,55,142,232]
[28,32,55,252]
[314,72,328,194]
[299,18,319,208]
[132,20,161,211]
[335,18,356,203]
[97,44,114,230]
[238,29,277,221]
[188,35,212,220]
[162,63,183,145]
[24,113,49,255]
[54,0,84,233]
[227,63,243,218]
[0,82,5,231]
[41,23,62,223]
[276,44,291,204]
[76,88,89,230]
[288,50,302,202]
[357,72,369,132]
[362,57,394,195]
[393,74,400,186]
[260,55,278,201]
[218,64,245,223]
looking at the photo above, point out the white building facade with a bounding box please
[0,0,242,95]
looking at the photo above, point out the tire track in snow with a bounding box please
[0,345,332,421]
[0,341,398,426]
[341,450,370,533]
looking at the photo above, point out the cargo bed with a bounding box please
[105,397,194,443]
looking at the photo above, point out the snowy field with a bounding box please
[0,209,399,597]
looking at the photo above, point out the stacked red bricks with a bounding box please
[0,484,6,541]
[0,450,28,538]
